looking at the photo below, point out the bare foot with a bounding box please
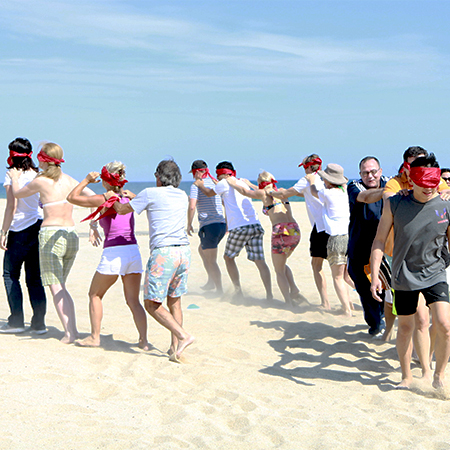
[266,293,274,301]
[421,370,433,382]
[74,335,100,347]
[200,282,215,291]
[349,302,355,311]
[433,375,445,390]
[61,333,78,344]
[139,339,150,351]
[335,308,352,317]
[176,334,195,359]
[396,378,413,390]
[318,303,331,311]
[291,292,309,304]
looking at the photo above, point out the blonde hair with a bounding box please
[257,170,276,187]
[104,161,126,193]
[38,142,64,181]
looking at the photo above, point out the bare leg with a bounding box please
[199,246,223,293]
[224,255,241,292]
[344,265,355,289]
[144,299,194,359]
[330,264,352,316]
[429,302,450,389]
[49,283,78,344]
[272,253,294,304]
[76,272,118,347]
[253,259,273,300]
[311,257,330,309]
[167,296,183,355]
[396,315,415,388]
[122,273,149,350]
[429,313,437,363]
[413,296,432,380]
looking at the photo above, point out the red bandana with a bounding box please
[7,151,32,166]
[259,179,278,190]
[409,167,441,188]
[216,168,236,177]
[192,168,217,182]
[81,195,121,223]
[299,157,322,171]
[37,150,65,165]
[100,166,128,188]
[399,162,410,174]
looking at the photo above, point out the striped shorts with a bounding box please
[38,226,79,286]
[224,223,265,261]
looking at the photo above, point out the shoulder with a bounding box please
[293,177,307,192]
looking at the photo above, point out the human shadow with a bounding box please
[251,319,398,391]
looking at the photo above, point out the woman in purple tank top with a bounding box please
[67,161,148,349]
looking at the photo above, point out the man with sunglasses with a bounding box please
[347,156,389,337]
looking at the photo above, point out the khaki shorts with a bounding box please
[39,227,79,286]
[327,234,348,267]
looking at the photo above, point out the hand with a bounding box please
[440,189,450,201]
[398,188,411,197]
[86,172,100,184]
[122,190,136,199]
[370,278,384,302]
[305,173,315,183]
[89,228,102,247]
[0,234,7,251]
[193,179,204,188]
[7,168,20,180]
[187,225,194,236]
[225,176,237,186]
[193,171,204,181]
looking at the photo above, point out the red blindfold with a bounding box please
[409,166,441,188]
[216,168,236,177]
[299,157,322,171]
[101,166,128,188]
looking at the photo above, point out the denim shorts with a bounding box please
[144,245,191,303]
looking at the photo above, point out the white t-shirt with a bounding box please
[317,187,350,236]
[213,178,259,231]
[130,186,189,251]
[4,170,43,232]
[293,176,326,232]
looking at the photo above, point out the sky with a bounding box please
[1,0,450,181]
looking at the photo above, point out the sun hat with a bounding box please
[317,163,348,185]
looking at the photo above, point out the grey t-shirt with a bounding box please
[390,193,450,291]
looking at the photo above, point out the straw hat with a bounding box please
[317,163,348,185]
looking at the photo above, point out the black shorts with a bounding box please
[393,281,449,316]
[309,225,330,259]
[198,222,227,250]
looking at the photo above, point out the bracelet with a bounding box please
[0,230,7,237]
[89,221,99,229]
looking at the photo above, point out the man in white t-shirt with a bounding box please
[110,159,194,361]
[270,154,330,309]
[194,161,272,299]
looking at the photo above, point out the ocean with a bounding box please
[0,179,305,201]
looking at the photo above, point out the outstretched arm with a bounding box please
[270,187,303,200]
[357,188,384,204]
[8,168,40,199]
[370,200,394,302]
[226,177,263,200]
[67,172,104,207]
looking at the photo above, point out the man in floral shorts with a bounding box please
[111,159,194,361]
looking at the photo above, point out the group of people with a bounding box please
[1,138,193,361]
[2,137,450,388]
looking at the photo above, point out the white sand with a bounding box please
[1,199,449,450]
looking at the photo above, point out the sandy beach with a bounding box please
[1,198,450,450]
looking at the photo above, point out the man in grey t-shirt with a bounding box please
[370,154,450,390]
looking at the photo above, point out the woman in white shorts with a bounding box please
[9,142,93,343]
[67,162,148,349]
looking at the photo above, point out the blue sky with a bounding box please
[1,0,450,181]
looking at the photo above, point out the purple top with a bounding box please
[100,197,137,248]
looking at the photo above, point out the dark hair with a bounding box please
[441,168,450,175]
[155,159,181,187]
[216,161,235,171]
[359,156,380,170]
[403,146,428,162]
[410,153,439,169]
[7,137,38,172]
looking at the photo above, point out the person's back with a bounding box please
[191,177,225,227]
[318,187,349,236]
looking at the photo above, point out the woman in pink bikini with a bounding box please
[67,162,148,349]
[226,171,304,305]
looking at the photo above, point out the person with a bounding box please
[227,170,303,305]
[306,164,353,316]
[270,155,331,309]
[371,154,450,389]
[441,168,450,188]
[194,161,272,299]
[108,159,194,361]
[8,142,93,344]
[0,138,47,334]
[187,160,226,294]
[347,156,389,337]
[66,162,149,349]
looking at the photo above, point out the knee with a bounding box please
[144,299,160,314]
[398,320,414,336]
[311,258,322,271]
[434,319,450,337]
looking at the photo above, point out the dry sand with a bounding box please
[1,199,450,450]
